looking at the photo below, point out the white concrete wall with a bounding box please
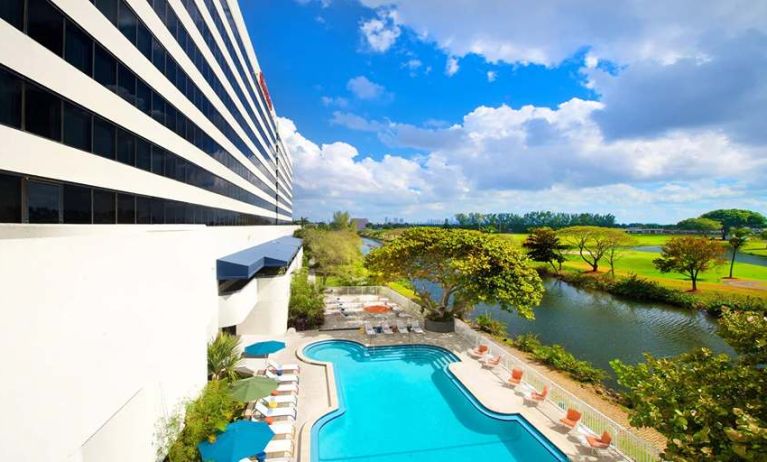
[0,224,297,462]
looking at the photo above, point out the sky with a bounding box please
[241,0,767,224]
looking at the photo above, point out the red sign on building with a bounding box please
[258,72,273,111]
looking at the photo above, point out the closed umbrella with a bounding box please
[197,420,274,462]
[229,376,279,402]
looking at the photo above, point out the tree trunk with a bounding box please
[690,271,698,291]
[729,249,737,278]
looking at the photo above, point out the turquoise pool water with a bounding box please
[304,340,567,462]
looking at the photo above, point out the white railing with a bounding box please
[325,285,662,462]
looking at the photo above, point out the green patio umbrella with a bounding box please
[229,376,279,402]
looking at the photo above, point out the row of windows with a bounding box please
[0,66,292,218]
[134,0,279,174]
[0,172,283,225]
[0,0,283,201]
[214,0,279,141]
[194,0,277,143]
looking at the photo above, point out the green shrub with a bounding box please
[288,268,325,330]
[207,333,241,381]
[474,313,507,336]
[168,381,243,462]
[511,333,607,384]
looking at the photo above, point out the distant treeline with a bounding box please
[453,211,617,232]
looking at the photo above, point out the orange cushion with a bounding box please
[479,345,488,352]
[566,409,582,422]
[511,368,523,379]
[265,417,274,425]
[587,436,609,449]
[601,431,612,445]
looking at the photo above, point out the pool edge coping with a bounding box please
[295,338,571,462]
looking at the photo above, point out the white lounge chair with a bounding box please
[267,358,300,374]
[255,402,296,419]
[396,320,410,333]
[269,422,295,438]
[411,321,425,334]
[380,321,394,335]
[275,382,298,395]
[261,395,297,407]
[265,369,299,383]
[264,438,294,457]
[364,322,376,336]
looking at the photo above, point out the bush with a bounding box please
[207,333,241,381]
[168,381,243,462]
[288,268,325,330]
[511,333,607,384]
[474,313,507,336]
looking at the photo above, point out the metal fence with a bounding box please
[325,286,662,462]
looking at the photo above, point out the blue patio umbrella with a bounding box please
[198,420,274,462]
[244,340,285,357]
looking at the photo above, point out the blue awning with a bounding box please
[216,236,302,280]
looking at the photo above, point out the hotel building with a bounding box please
[0,0,299,460]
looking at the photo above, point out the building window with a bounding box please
[136,196,151,224]
[150,198,165,224]
[151,145,165,175]
[0,0,23,30]
[25,82,62,141]
[62,102,92,151]
[27,0,64,56]
[94,45,117,92]
[93,117,115,159]
[93,190,115,224]
[64,21,93,75]
[116,128,135,166]
[0,174,22,222]
[117,1,137,44]
[0,67,22,129]
[136,79,150,114]
[136,139,151,171]
[28,181,61,223]
[63,184,92,224]
[136,23,151,60]
[117,193,136,224]
[94,0,118,25]
[116,63,135,105]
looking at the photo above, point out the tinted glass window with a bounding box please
[136,196,151,224]
[151,91,165,125]
[0,174,22,222]
[164,154,176,179]
[62,102,92,151]
[93,190,115,224]
[116,129,135,165]
[136,79,150,114]
[63,184,91,223]
[25,83,61,141]
[64,21,92,75]
[117,1,137,43]
[0,0,24,30]
[136,23,152,60]
[150,198,164,224]
[136,139,151,171]
[0,68,22,129]
[28,181,61,223]
[117,63,135,104]
[151,145,165,174]
[95,0,118,25]
[151,38,165,72]
[117,193,136,223]
[94,45,116,90]
[93,117,115,159]
[27,0,64,56]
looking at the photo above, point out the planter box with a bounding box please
[424,318,455,333]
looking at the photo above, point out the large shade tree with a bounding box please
[557,226,632,272]
[653,236,725,291]
[365,228,544,321]
[700,209,767,240]
[522,227,566,272]
[676,217,722,234]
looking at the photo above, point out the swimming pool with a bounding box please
[304,340,567,462]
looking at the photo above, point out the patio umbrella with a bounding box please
[244,340,285,357]
[197,420,274,462]
[229,376,279,402]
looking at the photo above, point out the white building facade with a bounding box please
[0,0,298,460]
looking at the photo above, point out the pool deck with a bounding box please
[245,328,626,462]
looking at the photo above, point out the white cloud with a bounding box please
[486,70,497,82]
[360,9,401,52]
[321,96,348,107]
[404,59,422,69]
[584,53,598,69]
[445,56,460,76]
[346,76,387,100]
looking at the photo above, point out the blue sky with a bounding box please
[241,0,767,223]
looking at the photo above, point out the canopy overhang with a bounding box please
[216,236,302,280]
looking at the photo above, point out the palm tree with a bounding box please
[726,228,750,279]
[207,333,241,381]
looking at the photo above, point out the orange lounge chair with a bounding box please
[586,431,612,454]
[481,354,501,369]
[507,368,524,387]
[524,385,548,404]
[468,344,489,359]
[559,408,582,430]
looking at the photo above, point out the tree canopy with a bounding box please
[653,236,724,291]
[453,211,616,232]
[700,209,767,239]
[727,228,751,279]
[557,226,632,272]
[612,310,767,461]
[330,210,353,230]
[676,217,722,233]
[365,227,544,320]
[300,227,362,283]
[522,227,566,272]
